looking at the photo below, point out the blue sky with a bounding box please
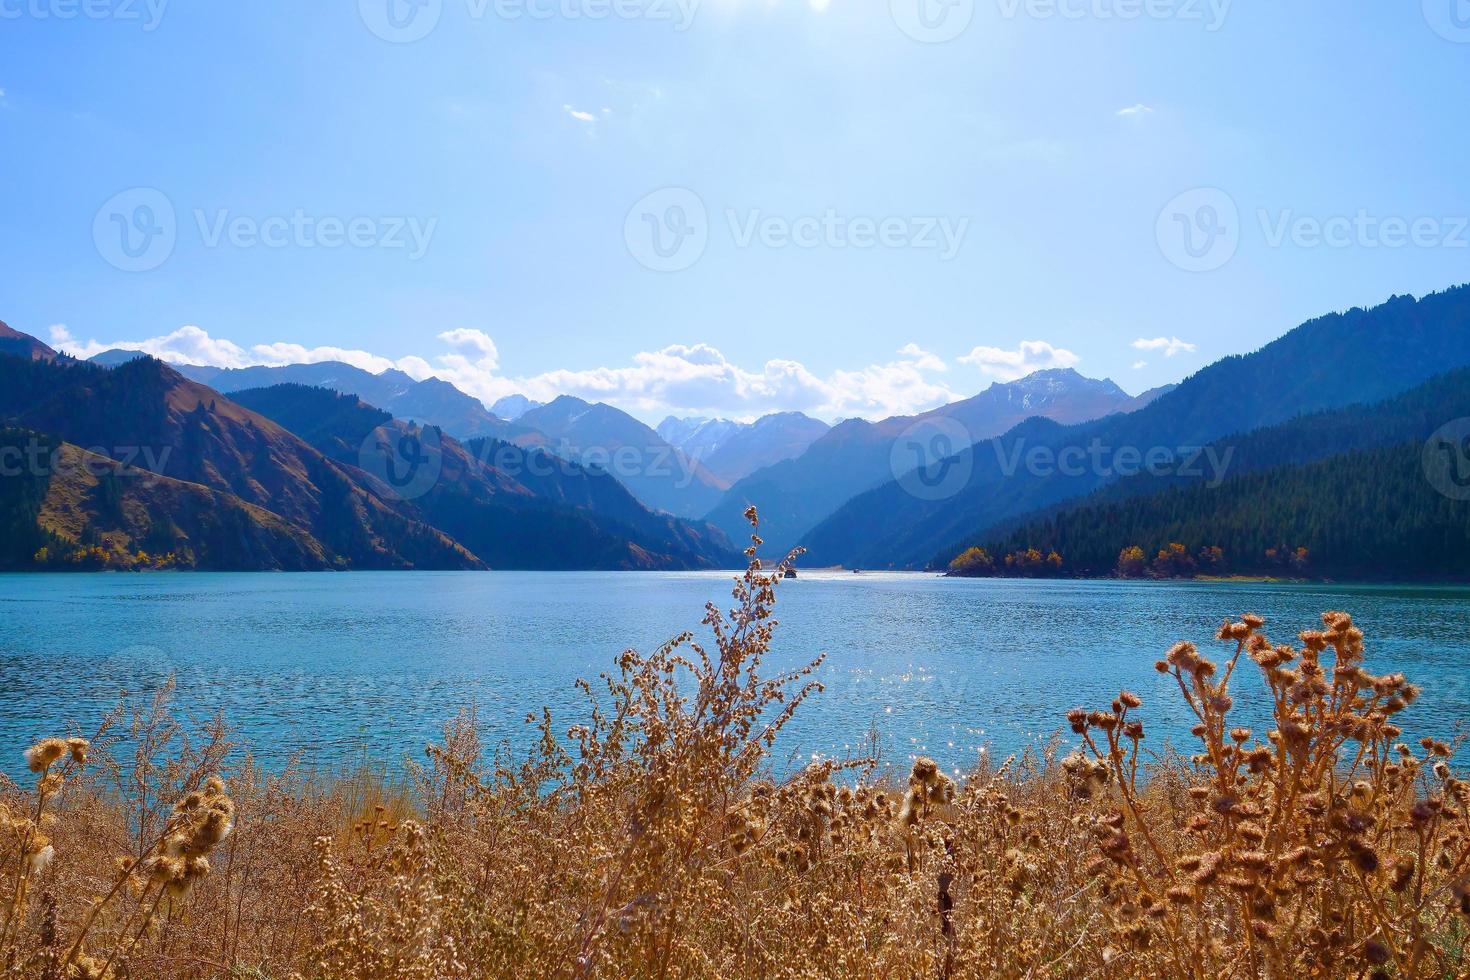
[2,0,1469,422]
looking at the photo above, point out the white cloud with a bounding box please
[49,324,430,378]
[957,340,1079,381]
[1116,103,1154,117]
[51,323,254,368]
[438,328,499,364]
[248,342,402,374]
[502,342,956,420]
[1131,336,1196,358]
[1132,360,1148,370]
[896,343,947,373]
[49,324,962,422]
[562,104,596,123]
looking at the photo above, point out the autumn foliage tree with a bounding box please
[1151,542,1197,579]
[946,547,995,578]
[1002,548,1063,578]
[1116,545,1148,578]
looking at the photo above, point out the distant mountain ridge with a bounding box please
[703,413,832,483]
[0,321,57,362]
[0,355,482,570]
[491,394,542,420]
[87,352,733,519]
[88,352,519,443]
[18,284,1470,575]
[231,383,737,570]
[82,349,1148,531]
[0,343,741,571]
[800,285,1470,569]
[703,367,1163,557]
[658,417,743,463]
[512,395,730,518]
[658,412,831,483]
[968,365,1470,579]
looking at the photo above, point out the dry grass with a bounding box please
[2,510,1468,978]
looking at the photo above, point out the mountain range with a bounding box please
[0,355,480,570]
[13,282,1469,578]
[0,353,737,571]
[491,394,543,420]
[86,353,725,519]
[79,349,1165,537]
[89,351,520,443]
[798,286,1470,570]
[230,383,734,570]
[657,412,831,483]
[505,396,730,519]
[0,320,57,362]
[702,368,1167,557]
[970,366,1470,580]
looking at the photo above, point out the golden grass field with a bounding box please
[2,514,1467,978]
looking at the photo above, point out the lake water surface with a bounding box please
[2,572,1468,780]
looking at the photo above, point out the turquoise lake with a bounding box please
[1,572,1467,781]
